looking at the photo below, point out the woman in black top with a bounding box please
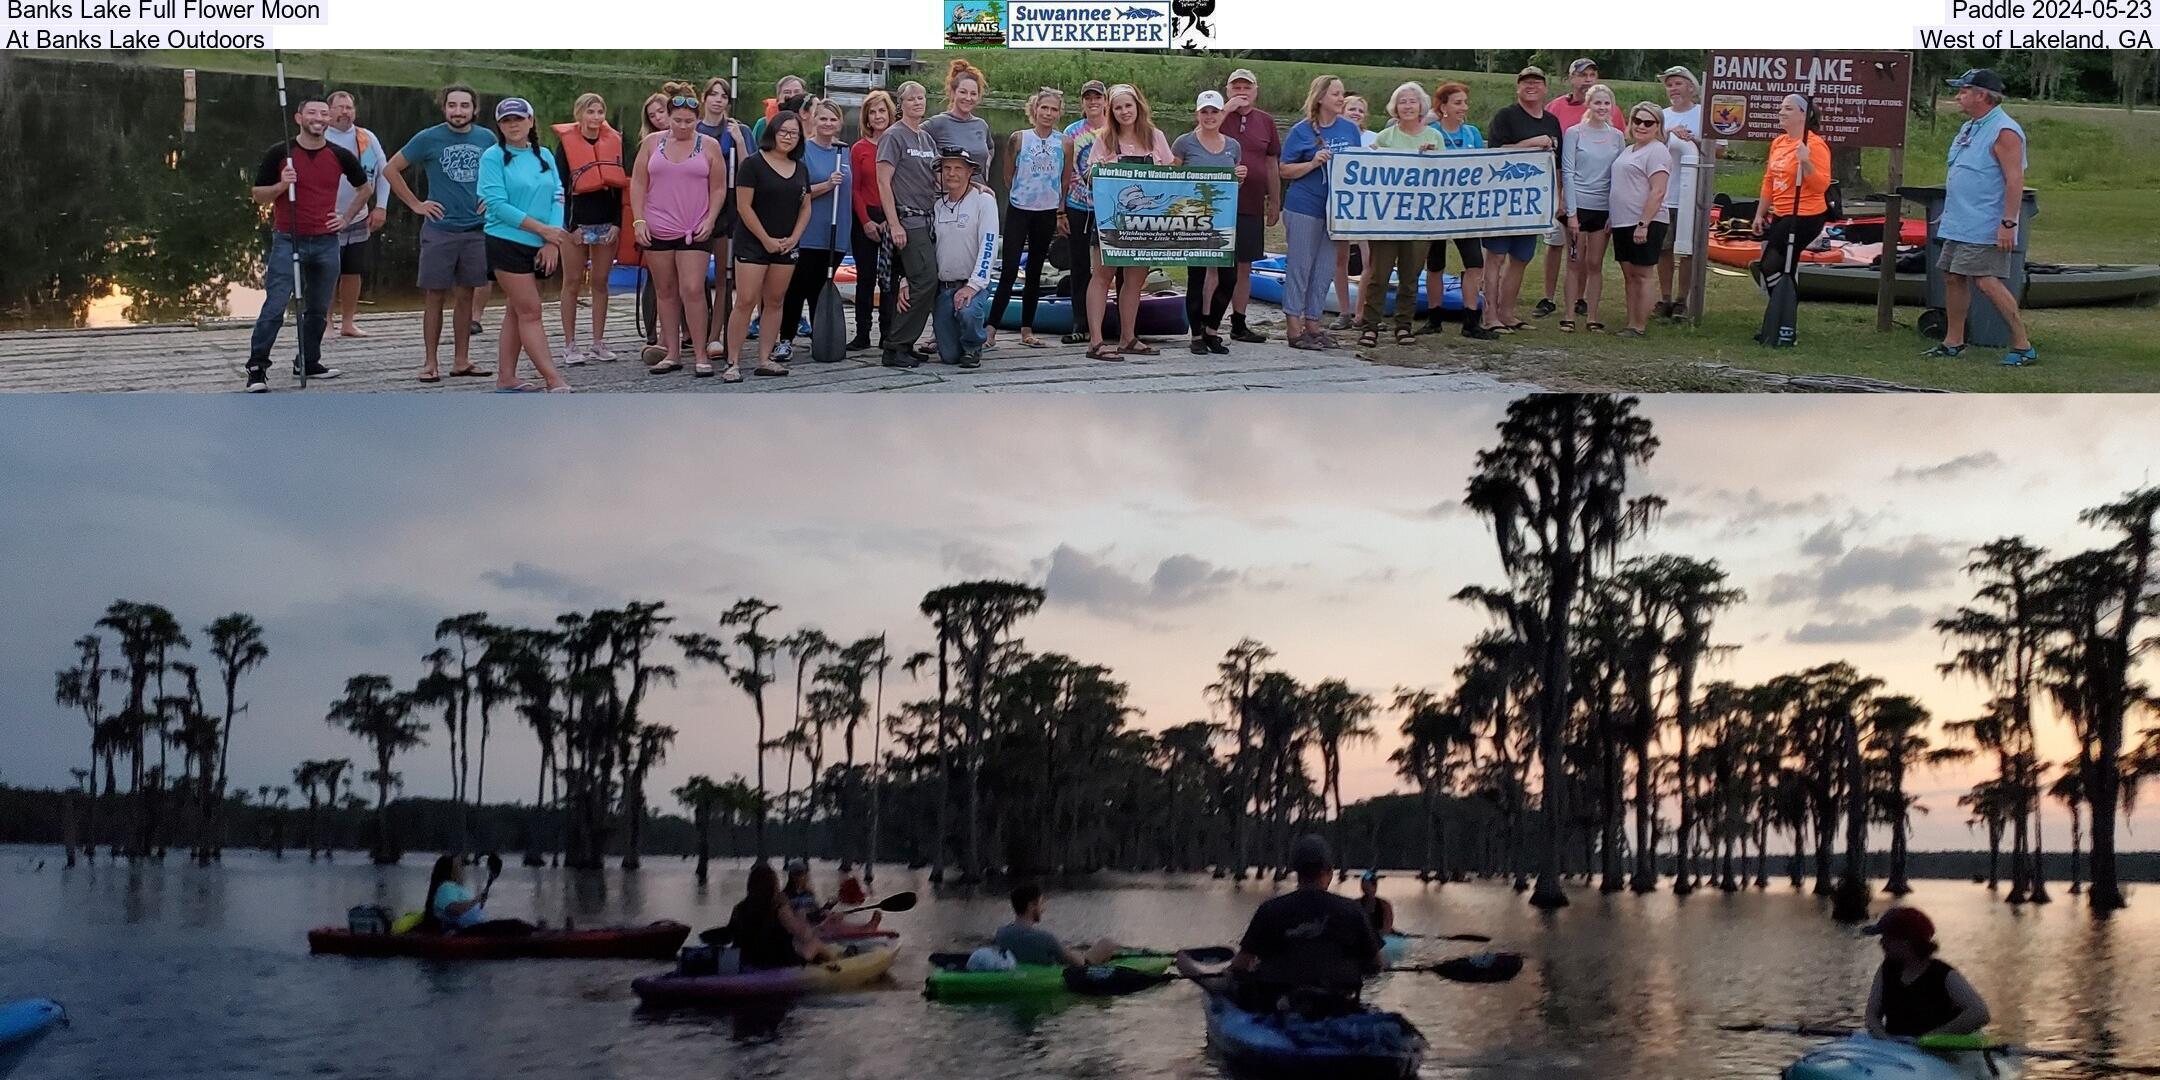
[1863,907,1991,1039]
[724,862,826,970]
[724,110,811,381]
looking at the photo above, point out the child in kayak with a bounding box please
[993,883,1123,966]
[724,862,828,969]
[1182,835,1381,1014]
[1354,870,1395,936]
[424,855,535,937]
[1864,907,1991,1039]
[836,861,868,906]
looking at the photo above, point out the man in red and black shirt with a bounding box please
[245,94,372,392]
[1217,67,1281,343]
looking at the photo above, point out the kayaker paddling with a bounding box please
[722,862,829,969]
[993,883,1124,967]
[1864,907,1991,1040]
[425,854,536,937]
[1354,870,1395,936]
[1182,835,1382,1014]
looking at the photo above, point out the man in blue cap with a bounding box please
[1926,69,2037,366]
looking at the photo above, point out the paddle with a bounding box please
[1392,932,1493,943]
[476,853,504,905]
[927,945,1237,972]
[1062,951,1526,997]
[810,143,850,364]
[272,51,306,389]
[1719,1022,2160,1077]
[698,889,918,946]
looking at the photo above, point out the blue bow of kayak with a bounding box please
[0,999,65,1078]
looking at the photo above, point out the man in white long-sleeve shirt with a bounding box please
[918,145,999,368]
[324,90,392,340]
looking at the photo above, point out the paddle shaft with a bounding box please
[274,52,305,388]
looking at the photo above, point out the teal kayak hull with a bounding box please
[1785,1035,2018,1080]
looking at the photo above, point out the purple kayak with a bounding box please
[631,943,898,1005]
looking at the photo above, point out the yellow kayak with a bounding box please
[633,943,899,1005]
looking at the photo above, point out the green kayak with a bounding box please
[926,953,1174,1001]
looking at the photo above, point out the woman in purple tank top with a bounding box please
[629,86,726,376]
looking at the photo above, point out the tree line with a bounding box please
[41,397,2160,919]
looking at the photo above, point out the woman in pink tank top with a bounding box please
[629,88,726,375]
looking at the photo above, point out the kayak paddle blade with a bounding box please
[874,891,918,913]
[1180,946,1235,965]
[1430,951,1525,984]
[697,926,735,947]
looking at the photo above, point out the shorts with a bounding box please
[1543,219,1568,247]
[1572,208,1611,233]
[416,225,490,290]
[1481,233,1538,263]
[1660,209,1682,251]
[568,222,619,248]
[1612,221,1667,267]
[643,233,701,252]
[1235,213,1265,263]
[734,234,801,266]
[1426,237,1484,273]
[1939,238,2012,279]
[339,234,376,277]
[486,234,544,278]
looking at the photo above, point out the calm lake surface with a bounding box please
[2,845,2156,1079]
[0,54,1034,331]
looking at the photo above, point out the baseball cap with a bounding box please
[494,97,534,120]
[1196,90,1225,111]
[1227,68,1258,85]
[1290,834,1332,875]
[1568,58,1598,75]
[1516,66,1547,84]
[1080,79,1107,97]
[1862,907,1935,943]
[1945,68,2007,94]
[783,858,809,874]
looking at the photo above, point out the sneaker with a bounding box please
[1666,301,1688,320]
[470,320,484,337]
[1205,335,1229,355]
[1327,314,1356,331]
[1191,338,1211,355]
[293,362,343,381]
[1462,322,1500,341]
[1920,343,1966,358]
[1061,329,1089,345]
[587,342,617,362]
[1230,323,1267,343]
[846,334,873,351]
[958,353,981,369]
[1652,300,1674,319]
[706,341,727,359]
[1574,299,1588,316]
[2001,347,2040,367]
[560,344,588,367]
[1533,298,1558,317]
[772,340,794,363]
[881,350,918,369]
[244,367,269,393]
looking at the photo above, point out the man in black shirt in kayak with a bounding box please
[1191,835,1382,1013]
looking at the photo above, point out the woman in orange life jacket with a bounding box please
[553,92,630,364]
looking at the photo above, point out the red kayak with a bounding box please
[308,920,690,960]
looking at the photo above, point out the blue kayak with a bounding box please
[1380,933,1409,963]
[0,999,64,1078]
[1247,254,1465,315]
[1202,990,1425,1078]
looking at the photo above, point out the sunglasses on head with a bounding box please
[669,96,698,109]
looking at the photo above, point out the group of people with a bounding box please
[241,60,2043,390]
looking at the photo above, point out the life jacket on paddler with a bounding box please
[551,121,629,195]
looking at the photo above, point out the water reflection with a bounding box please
[0,54,1032,332]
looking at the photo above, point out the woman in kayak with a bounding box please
[725,862,828,969]
[1864,907,1991,1039]
[782,859,828,922]
[424,855,535,936]
[1354,870,1395,936]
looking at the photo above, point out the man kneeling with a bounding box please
[919,145,998,369]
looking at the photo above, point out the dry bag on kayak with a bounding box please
[347,905,393,934]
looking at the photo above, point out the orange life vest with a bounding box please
[552,122,628,195]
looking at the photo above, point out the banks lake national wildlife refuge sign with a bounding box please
[1090,163,1236,266]
[1704,51,1913,149]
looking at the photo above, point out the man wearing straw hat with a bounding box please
[1656,65,1710,320]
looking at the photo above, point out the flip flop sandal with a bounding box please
[416,372,442,384]
[1087,344,1124,361]
[1018,335,1050,349]
[1394,327,1418,345]
[755,365,791,377]
[722,367,744,383]
[1616,328,1646,338]
[1921,344,1966,358]
[694,364,715,378]
[1357,329,1380,349]
[448,367,494,378]
[492,383,541,393]
[1121,340,1158,356]
[1587,322,1606,333]
[1558,321,1577,333]
[648,359,683,375]
[1507,321,1530,331]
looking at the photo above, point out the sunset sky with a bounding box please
[3,395,2154,851]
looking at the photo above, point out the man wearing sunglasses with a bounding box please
[1928,69,2036,366]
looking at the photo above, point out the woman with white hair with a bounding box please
[1357,81,1442,347]
[1559,84,1623,332]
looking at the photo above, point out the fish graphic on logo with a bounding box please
[1117,185,1171,213]
[1709,95,1747,138]
[1487,162,1543,182]
[1116,5,1157,15]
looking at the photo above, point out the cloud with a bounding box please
[479,562,612,607]
[1663,486,1837,537]
[1799,522,1848,558]
[1786,604,1929,644]
[940,539,1014,578]
[1392,501,1467,522]
[1767,538,1959,606]
[1039,545,1244,619]
[1891,451,2002,483]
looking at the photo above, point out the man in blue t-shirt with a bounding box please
[1926,69,2036,366]
[385,83,498,382]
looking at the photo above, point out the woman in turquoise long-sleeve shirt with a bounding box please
[477,97,572,391]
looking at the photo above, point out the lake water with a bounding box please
[0,55,1032,332]
[2,845,2155,1079]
